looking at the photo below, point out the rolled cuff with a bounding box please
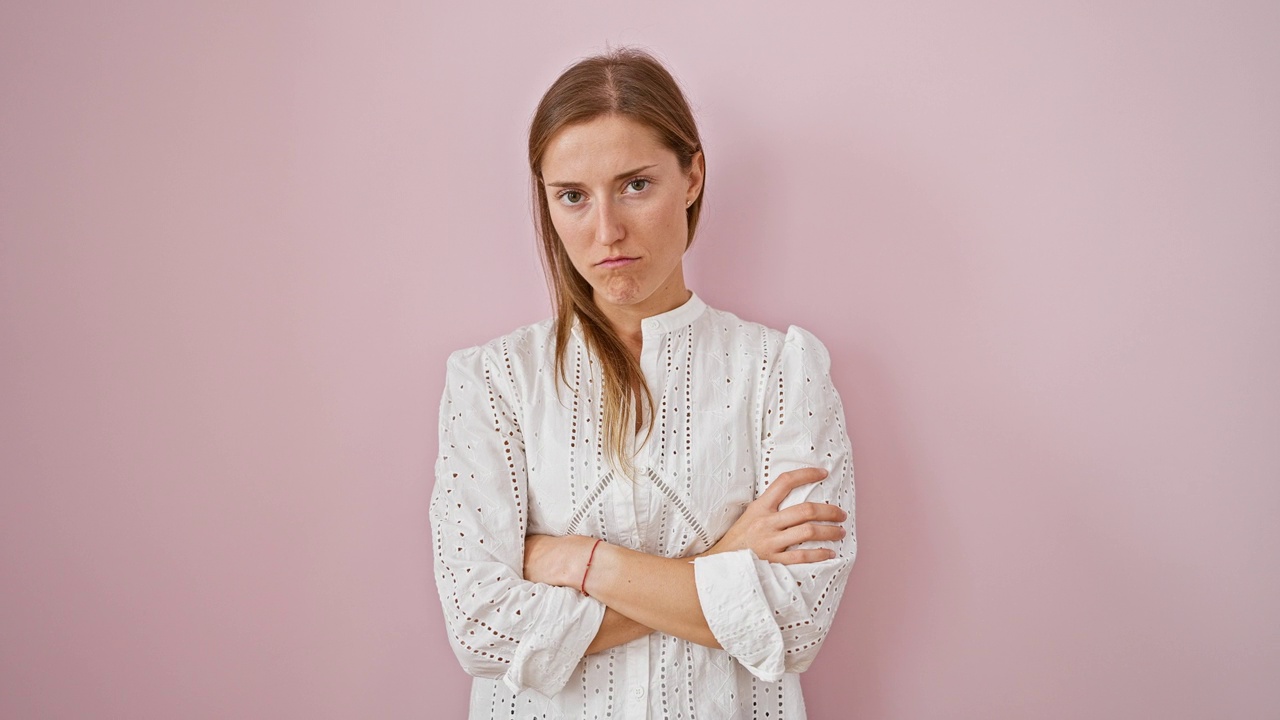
[694,549,790,682]
[502,586,606,698]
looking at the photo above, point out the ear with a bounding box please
[685,150,705,206]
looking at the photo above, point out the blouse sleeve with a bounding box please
[429,346,606,697]
[693,325,857,682]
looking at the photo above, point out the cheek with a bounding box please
[549,211,592,266]
[547,205,576,238]
[637,199,687,252]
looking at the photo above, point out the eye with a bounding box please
[557,190,584,206]
[626,178,650,193]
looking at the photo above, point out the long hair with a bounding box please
[528,48,705,475]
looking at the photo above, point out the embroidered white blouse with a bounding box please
[430,292,856,719]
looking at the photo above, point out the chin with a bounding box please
[593,276,647,306]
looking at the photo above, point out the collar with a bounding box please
[569,291,709,338]
[640,291,707,336]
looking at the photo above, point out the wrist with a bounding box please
[560,535,603,588]
[579,538,604,595]
[582,541,625,598]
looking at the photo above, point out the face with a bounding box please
[540,114,704,321]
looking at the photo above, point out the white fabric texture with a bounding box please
[430,292,857,719]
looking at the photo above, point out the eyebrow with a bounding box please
[544,164,658,188]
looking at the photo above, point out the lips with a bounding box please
[596,256,638,268]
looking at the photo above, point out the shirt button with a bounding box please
[631,686,646,700]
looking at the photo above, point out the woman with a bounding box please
[430,47,856,719]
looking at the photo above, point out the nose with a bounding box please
[593,197,624,246]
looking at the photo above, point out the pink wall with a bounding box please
[3,2,1278,718]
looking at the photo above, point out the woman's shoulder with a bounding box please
[700,304,784,346]
[700,304,831,369]
[443,317,557,375]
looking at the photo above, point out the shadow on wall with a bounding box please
[690,113,961,713]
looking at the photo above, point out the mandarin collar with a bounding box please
[640,291,707,336]
[569,292,708,338]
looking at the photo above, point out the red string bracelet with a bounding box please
[580,538,604,597]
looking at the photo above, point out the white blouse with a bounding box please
[430,292,856,719]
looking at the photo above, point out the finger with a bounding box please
[772,502,847,529]
[775,522,846,548]
[770,547,838,565]
[759,467,828,510]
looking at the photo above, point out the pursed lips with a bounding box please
[596,256,638,268]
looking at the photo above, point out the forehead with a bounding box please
[541,114,676,182]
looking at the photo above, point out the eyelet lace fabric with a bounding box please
[430,293,856,719]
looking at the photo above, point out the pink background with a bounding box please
[3,2,1278,718]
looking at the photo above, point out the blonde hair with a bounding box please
[527,48,705,474]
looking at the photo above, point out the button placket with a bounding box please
[623,639,651,717]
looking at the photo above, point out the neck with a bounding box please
[594,281,692,359]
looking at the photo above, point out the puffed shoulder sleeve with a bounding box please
[693,326,857,681]
[429,346,605,698]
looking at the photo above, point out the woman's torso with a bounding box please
[467,294,811,719]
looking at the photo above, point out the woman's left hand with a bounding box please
[699,467,846,564]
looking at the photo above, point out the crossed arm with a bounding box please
[522,467,848,654]
[434,328,854,692]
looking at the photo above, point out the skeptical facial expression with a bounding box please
[541,114,704,317]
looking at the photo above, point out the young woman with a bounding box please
[430,47,857,719]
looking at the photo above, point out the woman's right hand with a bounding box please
[699,467,847,564]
